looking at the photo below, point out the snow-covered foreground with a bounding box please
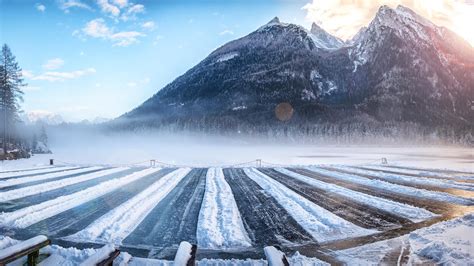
[336,214,474,265]
[1,214,473,265]
[0,163,472,264]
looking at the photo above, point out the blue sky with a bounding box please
[1,0,471,122]
[0,0,310,121]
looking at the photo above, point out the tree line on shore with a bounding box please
[1,44,50,160]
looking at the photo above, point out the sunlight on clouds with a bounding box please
[303,0,474,45]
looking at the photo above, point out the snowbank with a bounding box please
[197,168,251,249]
[336,213,474,265]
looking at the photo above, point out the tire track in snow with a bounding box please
[0,167,130,202]
[123,168,206,256]
[0,168,140,212]
[243,168,376,243]
[64,168,192,245]
[0,166,80,179]
[294,168,466,214]
[0,167,163,229]
[197,168,251,250]
[0,167,105,191]
[259,168,418,229]
[223,168,314,247]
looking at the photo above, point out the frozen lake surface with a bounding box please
[0,160,472,264]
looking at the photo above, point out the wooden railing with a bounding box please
[0,236,51,266]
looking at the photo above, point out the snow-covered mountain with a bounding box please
[309,22,343,49]
[117,5,474,138]
[23,110,65,125]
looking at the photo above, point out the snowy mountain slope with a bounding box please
[117,5,474,135]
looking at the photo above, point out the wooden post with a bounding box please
[264,246,289,266]
[96,249,120,266]
[27,250,39,266]
[150,159,156,167]
[174,241,197,266]
[256,159,262,168]
[49,159,54,165]
[381,158,388,165]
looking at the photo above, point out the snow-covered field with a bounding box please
[0,161,472,265]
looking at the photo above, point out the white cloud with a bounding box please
[82,18,111,38]
[31,68,96,82]
[97,0,120,16]
[110,31,144,46]
[36,3,46,12]
[303,0,474,45]
[141,21,155,30]
[112,0,128,8]
[78,18,145,47]
[120,4,145,21]
[42,58,65,70]
[127,4,144,15]
[219,29,234,36]
[59,0,92,13]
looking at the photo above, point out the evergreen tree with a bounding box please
[39,125,48,146]
[0,44,26,154]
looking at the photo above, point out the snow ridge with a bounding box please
[306,167,474,206]
[0,167,129,202]
[244,168,376,243]
[0,166,103,188]
[197,168,251,249]
[337,166,474,191]
[275,168,434,222]
[65,168,192,244]
[0,168,161,229]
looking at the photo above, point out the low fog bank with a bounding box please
[26,125,473,171]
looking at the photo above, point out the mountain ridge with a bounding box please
[116,5,474,142]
